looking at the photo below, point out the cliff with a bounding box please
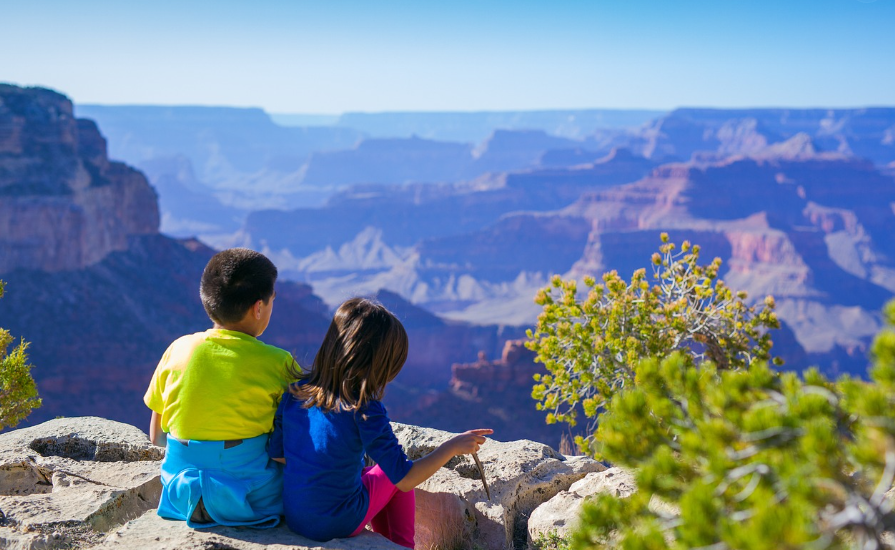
[562,146,895,373]
[450,340,544,396]
[629,108,895,166]
[0,234,332,428]
[0,85,333,428]
[0,85,158,273]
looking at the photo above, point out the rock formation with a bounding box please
[334,109,664,143]
[395,341,576,449]
[527,468,636,544]
[561,151,895,373]
[0,85,159,274]
[628,108,895,166]
[0,417,163,550]
[449,340,542,397]
[0,85,332,429]
[370,291,528,390]
[0,417,604,550]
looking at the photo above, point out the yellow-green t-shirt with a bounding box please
[144,329,294,441]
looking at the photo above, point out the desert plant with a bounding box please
[532,530,573,550]
[527,234,780,455]
[571,300,895,550]
[0,281,41,429]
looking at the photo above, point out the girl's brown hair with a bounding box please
[289,297,408,412]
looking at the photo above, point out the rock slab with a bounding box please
[0,417,164,550]
[527,467,636,543]
[91,512,402,550]
[393,423,605,550]
[1,417,605,550]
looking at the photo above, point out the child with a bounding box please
[270,297,492,549]
[144,248,294,528]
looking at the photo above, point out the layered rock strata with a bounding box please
[392,340,578,449]
[0,85,158,274]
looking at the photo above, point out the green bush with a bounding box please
[572,314,895,550]
[532,530,573,550]
[528,235,895,547]
[527,235,780,455]
[0,281,41,429]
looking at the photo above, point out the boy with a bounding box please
[144,248,294,528]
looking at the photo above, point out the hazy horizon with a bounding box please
[65,103,895,119]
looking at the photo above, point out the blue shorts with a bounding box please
[158,433,283,528]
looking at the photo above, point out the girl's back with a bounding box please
[271,297,491,549]
[271,392,412,541]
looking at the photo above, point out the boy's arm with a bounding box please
[149,411,167,447]
[145,342,174,448]
[268,394,287,463]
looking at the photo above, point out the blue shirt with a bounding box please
[269,391,414,541]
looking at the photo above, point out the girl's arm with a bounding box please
[149,411,167,447]
[395,429,493,492]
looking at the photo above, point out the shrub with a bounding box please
[572,310,895,550]
[526,235,780,456]
[0,281,41,429]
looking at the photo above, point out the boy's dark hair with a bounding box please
[289,297,408,413]
[200,248,277,325]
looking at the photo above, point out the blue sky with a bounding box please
[1,0,892,113]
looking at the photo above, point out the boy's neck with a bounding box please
[211,297,272,338]
[213,322,260,338]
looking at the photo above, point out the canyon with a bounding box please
[3,83,895,448]
[0,86,518,432]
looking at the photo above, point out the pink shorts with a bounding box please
[350,465,415,549]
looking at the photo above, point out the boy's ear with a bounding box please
[254,300,263,320]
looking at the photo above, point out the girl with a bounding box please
[269,297,492,549]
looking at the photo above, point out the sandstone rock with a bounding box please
[449,340,540,397]
[527,467,682,546]
[392,423,605,550]
[0,84,159,274]
[0,417,163,550]
[0,417,165,464]
[399,339,575,450]
[527,467,636,543]
[1,417,603,550]
[88,512,402,550]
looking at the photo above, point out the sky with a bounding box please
[1,0,893,113]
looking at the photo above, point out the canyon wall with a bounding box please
[0,85,332,429]
[0,85,158,273]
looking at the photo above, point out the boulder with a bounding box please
[0,417,164,550]
[392,423,605,550]
[527,467,636,544]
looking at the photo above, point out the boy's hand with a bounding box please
[447,429,493,456]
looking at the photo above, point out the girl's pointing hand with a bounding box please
[448,429,494,455]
